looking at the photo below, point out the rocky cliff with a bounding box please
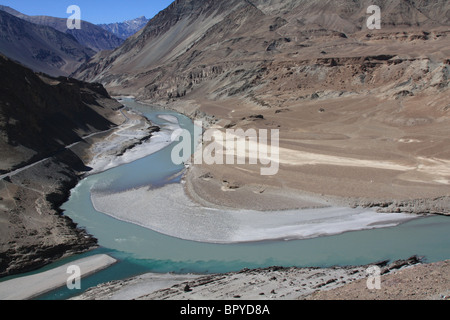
[73,0,449,101]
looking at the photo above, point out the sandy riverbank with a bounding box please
[91,182,416,244]
[89,107,422,244]
[0,104,163,279]
[0,254,117,300]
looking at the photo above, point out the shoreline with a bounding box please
[72,256,450,300]
[0,254,117,300]
[0,105,160,279]
[70,108,162,175]
[85,100,422,244]
[143,97,450,217]
[90,182,418,244]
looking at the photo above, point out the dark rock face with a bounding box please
[0,153,99,278]
[0,54,118,172]
[0,10,95,77]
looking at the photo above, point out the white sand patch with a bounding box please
[205,129,412,171]
[91,183,416,244]
[0,254,117,300]
[398,139,421,143]
[87,130,175,174]
[71,273,201,300]
[205,128,450,183]
[86,115,181,174]
[416,157,450,184]
[158,114,179,124]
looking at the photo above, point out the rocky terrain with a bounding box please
[74,0,449,99]
[0,55,139,277]
[308,259,450,300]
[98,16,149,40]
[72,256,450,300]
[0,154,97,277]
[1,0,448,299]
[0,54,122,173]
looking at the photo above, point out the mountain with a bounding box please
[0,53,122,173]
[73,0,450,100]
[98,16,149,40]
[0,5,124,52]
[0,10,95,76]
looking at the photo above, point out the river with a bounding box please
[21,98,450,299]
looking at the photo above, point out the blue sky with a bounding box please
[0,0,174,24]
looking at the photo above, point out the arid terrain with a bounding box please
[67,0,450,300]
[0,0,448,300]
[75,0,450,214]
[71,257,449,300]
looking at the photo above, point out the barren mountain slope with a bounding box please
[0,10,95,76]
[0,5,124,52]
[74,0,450,93]
[0,54,122,174]
[74,0,450,211]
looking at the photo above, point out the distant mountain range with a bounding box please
[0,5,124,52]
[0,5,148,76]
[98,16,149,40]
[0,10,95,76]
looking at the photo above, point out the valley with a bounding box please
[0,0,449,302]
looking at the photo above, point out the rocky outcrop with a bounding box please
[358,197,450,216]
[0,151,98,278]
[72,256,427,300]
